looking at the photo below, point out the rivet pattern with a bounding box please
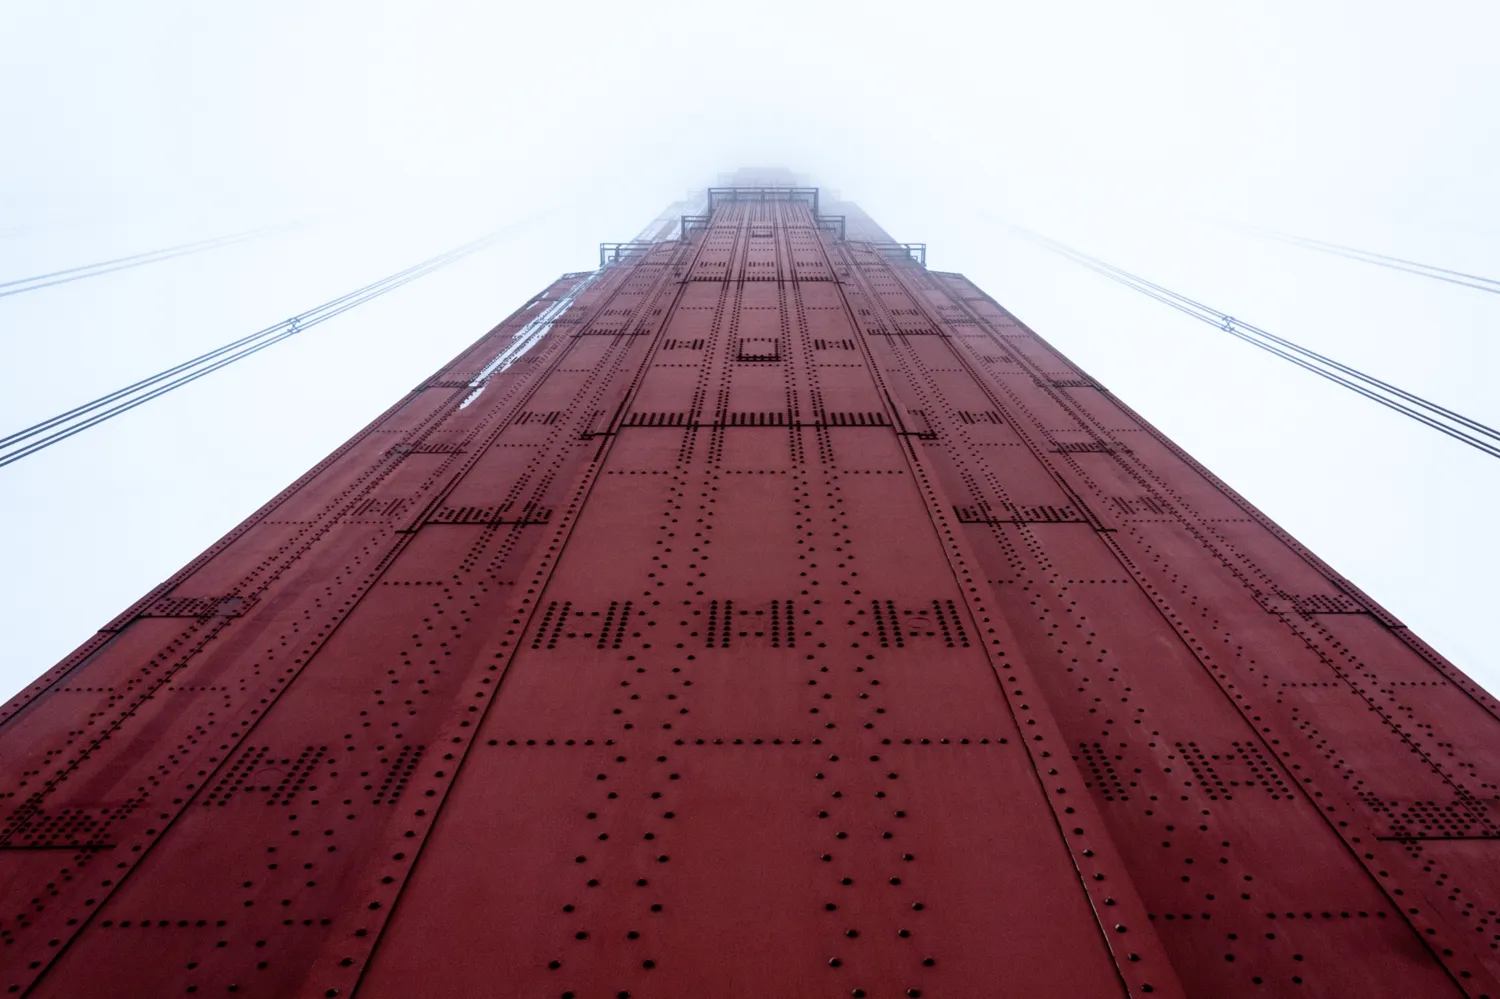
[0,173,1491,998]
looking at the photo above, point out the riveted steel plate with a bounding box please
[0,180,1492,998]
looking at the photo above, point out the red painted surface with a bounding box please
[2,181,1498,997]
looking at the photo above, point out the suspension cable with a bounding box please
[1225,222,1500,295]
[0,226,288,299]
[1001,222,1500,460]
[0,221,536,468]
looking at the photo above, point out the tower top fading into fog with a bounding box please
[1,178,1495,998]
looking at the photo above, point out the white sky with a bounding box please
[2,1,1498,703]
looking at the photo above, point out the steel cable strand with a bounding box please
[1052,244,1500,455]
[1000,223,1500,460]
[1117,273,1500,458]
[1226,223,1500,295]
[0,264,446,466]
[1024,230,1500,442]
[0,243,495,464]
[1002,225,1500,447]
[0,326,309,466]
[0,225,289,299]
[0,233,496,449]
[1052,255,1500,456]
[0,222,533,466]
[1090,248,1500,442]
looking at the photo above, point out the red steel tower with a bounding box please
[3,173,1499,998]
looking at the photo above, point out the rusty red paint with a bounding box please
[0,180,1494,997]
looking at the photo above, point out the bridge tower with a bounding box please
[3,173,1497,997]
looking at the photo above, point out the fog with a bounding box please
[2,0,1498,701]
